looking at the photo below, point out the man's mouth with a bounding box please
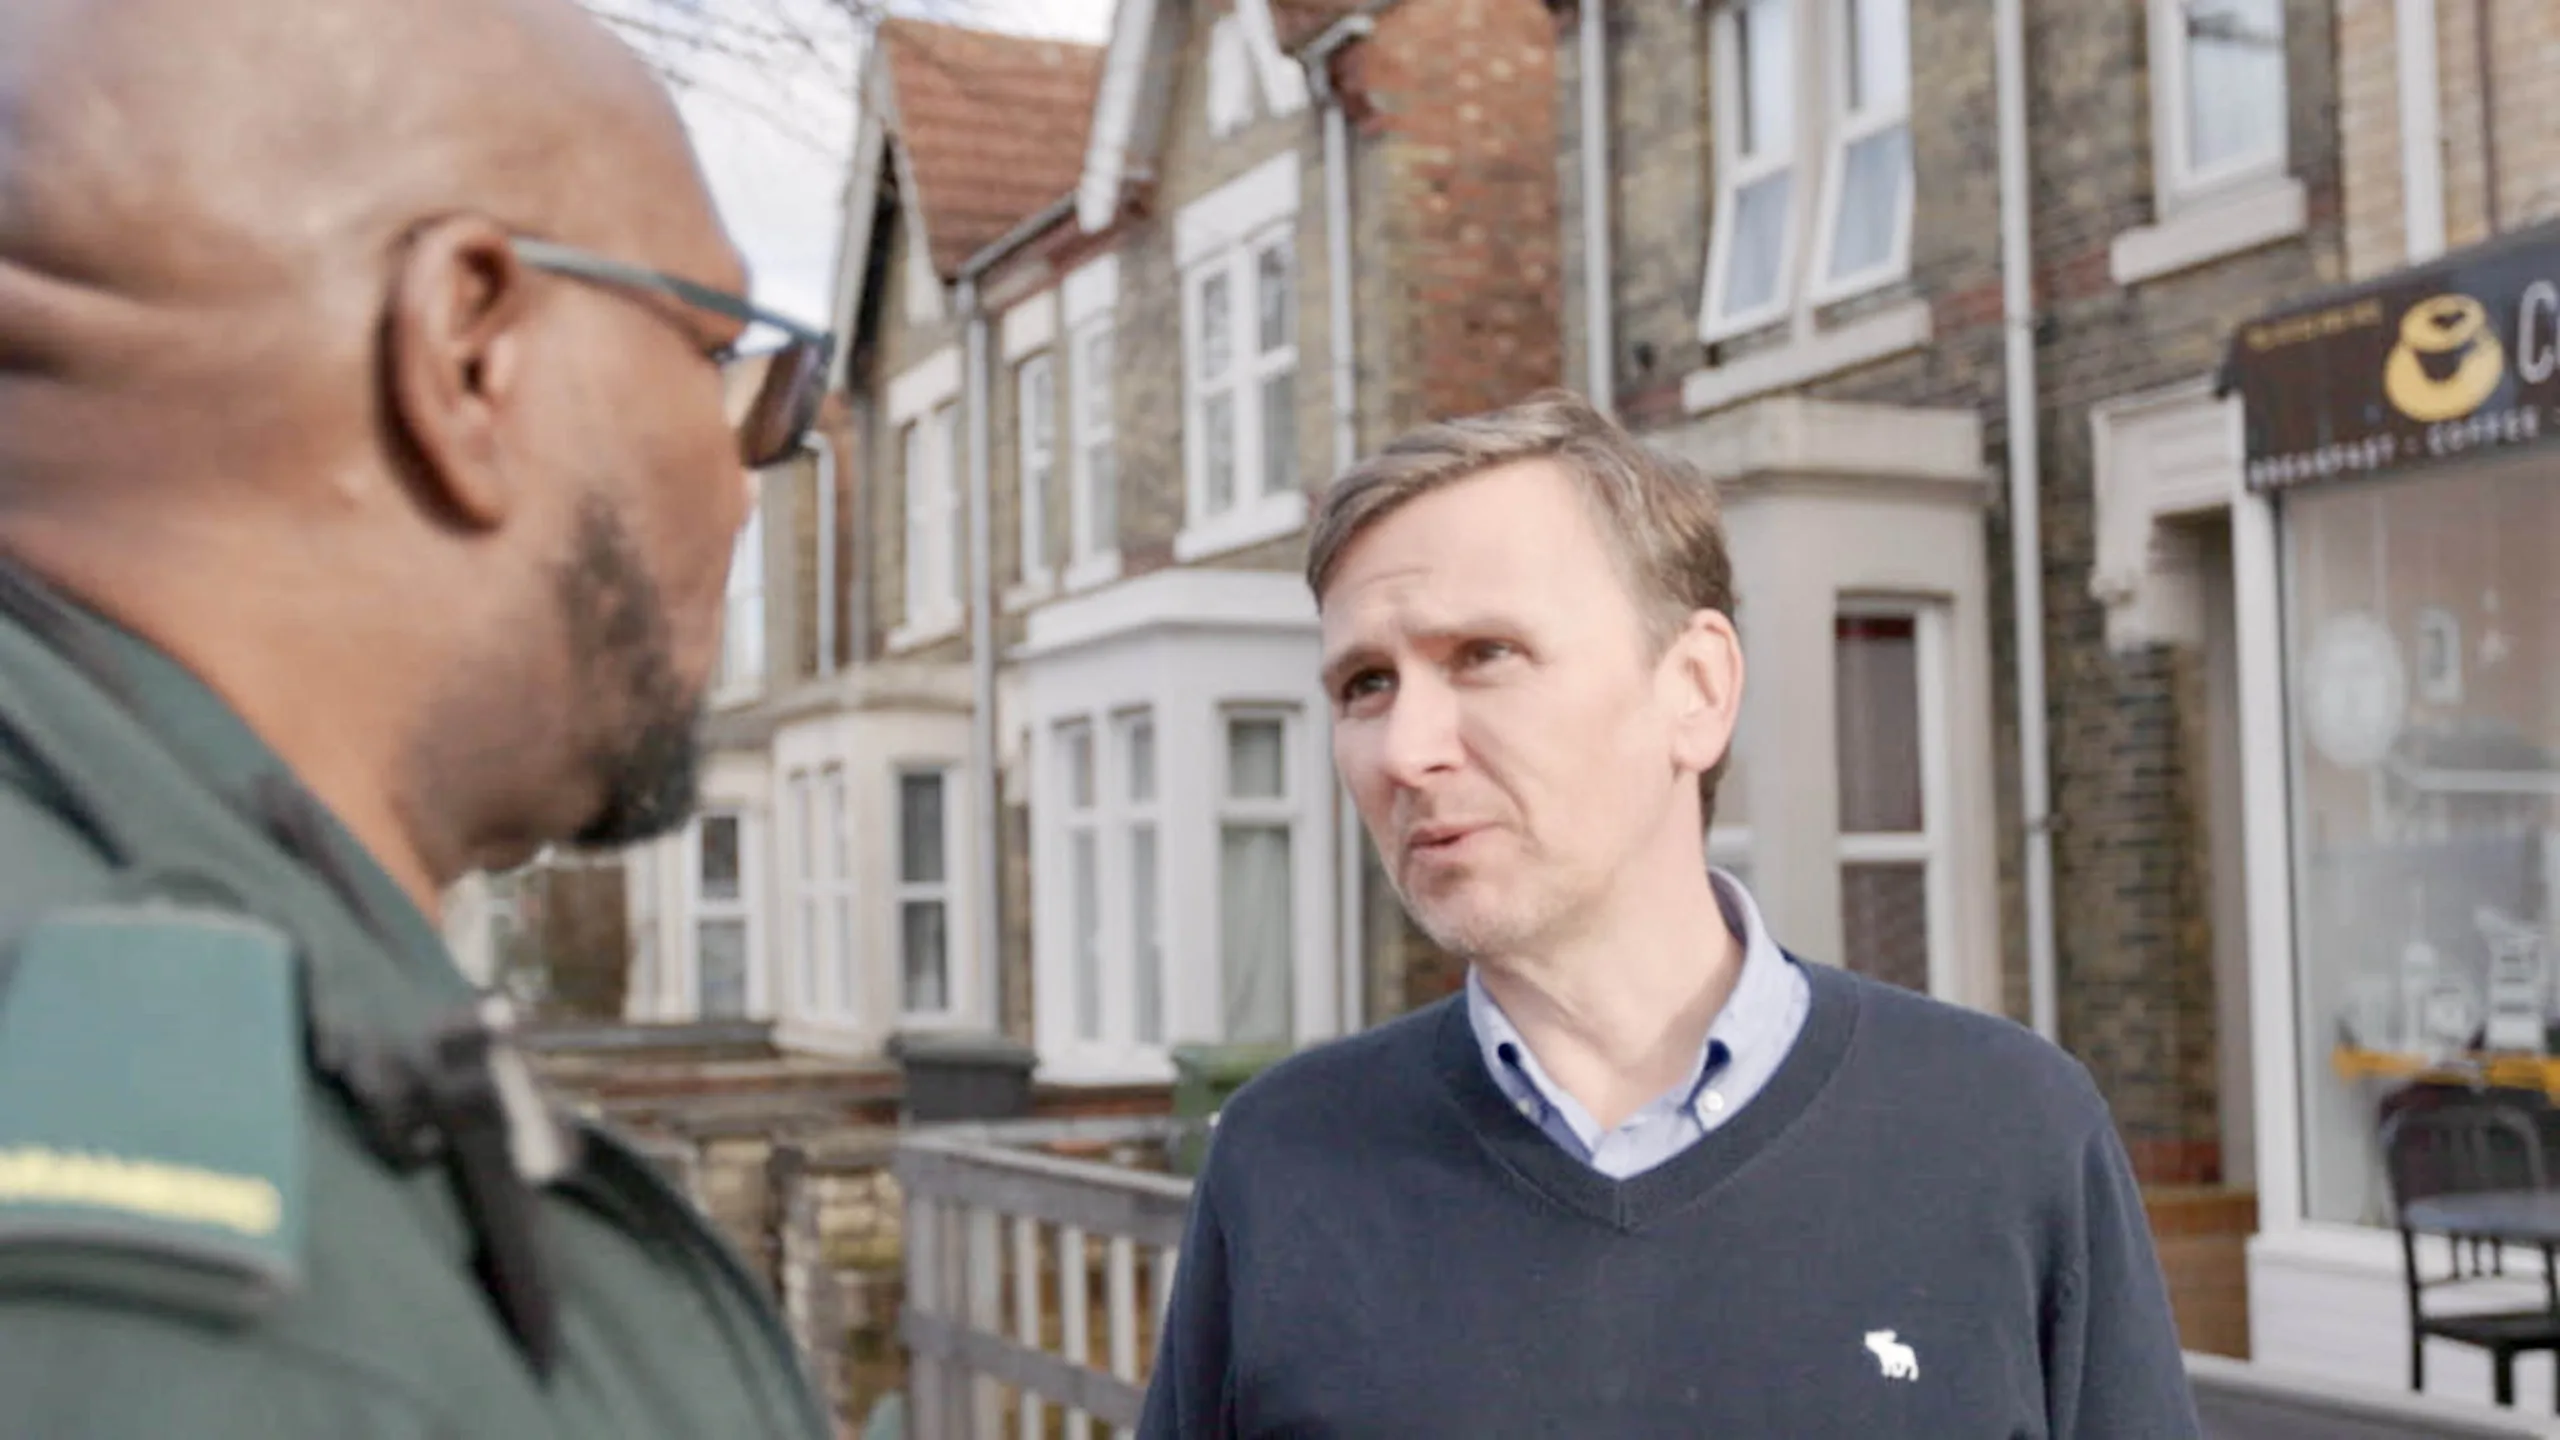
[1407,823,1482,853]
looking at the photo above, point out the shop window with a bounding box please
[2289,462,2560,1226]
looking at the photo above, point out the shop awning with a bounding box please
[2219,219,2560,495]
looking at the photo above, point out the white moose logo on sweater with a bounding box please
[1864,1329,1919,1381]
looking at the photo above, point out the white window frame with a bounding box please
[1056,718,1106,1044]
[894,764,962,1025]
[1805,0,1915,306]
[1172,154,1305,561]
[1117,708,1168,1049]
[1215,704,1304,1045]
[1178,226,1301,558]
[895,402,962,647]
[785,764,857,1024]
[1065,319,1120,590]
[1702,0,1916,342]
[716,487,767,702]
[2147,0,2289,211]
[1061,255,1121,593]
[1832,600,1955,998]
[1015,350,1056,593]
[686,808,758,1021]
[1703,0,1804,341]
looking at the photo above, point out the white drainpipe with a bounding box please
[2397,0,2446,262]
[1579,0,1614,413]
[959,276,1001,1034]
[1305,12,1374,1033]
[1993,0,2058,1044]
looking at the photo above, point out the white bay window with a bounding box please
[1834,607,1952,996]
[1023,570,1339,1081]
[785,764,856,1022]
[1121,711,1166,1046]
[896,766,957,1021]
[690,809,753,1020]
[1050,710,1169,1054]
[1219,710,1298,1044]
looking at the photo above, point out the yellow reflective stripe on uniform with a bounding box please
[0,1146,283,1238]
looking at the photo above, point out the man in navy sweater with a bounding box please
[1137,393,2201,1437]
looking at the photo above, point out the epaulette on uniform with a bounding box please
[0,902,305,1323]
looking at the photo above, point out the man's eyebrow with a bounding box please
[1319,643,1385,692]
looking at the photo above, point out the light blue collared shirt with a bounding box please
[1465,869,1811,1179]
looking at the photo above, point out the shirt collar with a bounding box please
[1466,867,1793,1126]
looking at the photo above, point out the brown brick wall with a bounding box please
[1344,0,1563,426]
[814,391,859,674]
[2337,0,2404,280]
[2018,0,2342,1175]
[1551,0,1708,409]
[2343,0,2560,282]
[1108,0,1335,586]
[1561,0,2347,1177]
[863,202,970,665]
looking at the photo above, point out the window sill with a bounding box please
[1682,299,1934,417]
[887,613,963,654]
[708,677,765,713]
[1172,490,1309,563]
[893,1009,979,1037]
[2108,176,2306,287]
[1035,1046,1176,1087]
[1003,574,1056,613]
[1062,550,1122,594]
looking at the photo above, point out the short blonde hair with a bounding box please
[1306,389,1737,820]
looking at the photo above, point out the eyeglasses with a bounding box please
[508,236,834,470]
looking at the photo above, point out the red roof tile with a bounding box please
[881,19,1104,278]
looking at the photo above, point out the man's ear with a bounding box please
[383,217,538,531]
[1665,608,1744,779]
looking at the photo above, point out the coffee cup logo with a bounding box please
[2383,293,2506,422]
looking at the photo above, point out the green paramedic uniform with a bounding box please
[0,556,833,1439]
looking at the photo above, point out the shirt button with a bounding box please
[1700,1091,1727,1116]
[1517,1100,1538,1119]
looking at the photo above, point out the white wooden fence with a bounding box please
[890,1121,2560,1440]
[894,1116,1197,1440]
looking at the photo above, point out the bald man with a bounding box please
[0,0,836,1434]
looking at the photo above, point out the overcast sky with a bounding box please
[611,0,1119,330]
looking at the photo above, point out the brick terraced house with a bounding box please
[1550,0,2344,1364]
[617,0,1564,1086]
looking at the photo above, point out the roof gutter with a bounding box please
[951,195,1072,1043]
[1294,1,1394,61]
[957,195,1078,283]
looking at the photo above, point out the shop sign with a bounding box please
[2224,224,2560,493]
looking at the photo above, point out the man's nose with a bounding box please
[1377,672,1463,785]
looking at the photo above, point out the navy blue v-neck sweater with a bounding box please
[1136,958,2200,1439]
